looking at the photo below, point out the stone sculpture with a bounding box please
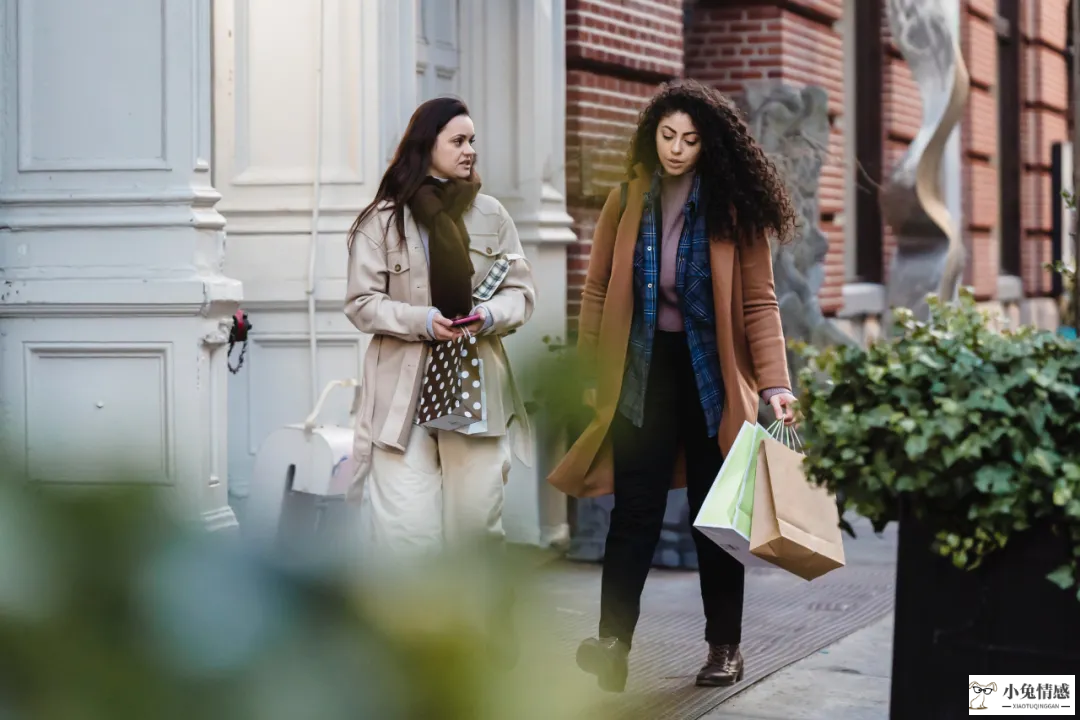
[882,0,970,323]
[738,84,858,398]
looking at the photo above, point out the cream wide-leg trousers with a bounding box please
[356,424,511,557]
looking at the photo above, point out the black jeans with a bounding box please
[599,332,745,648]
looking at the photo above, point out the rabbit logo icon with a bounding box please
[970,681,997,711]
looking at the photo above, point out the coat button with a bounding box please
[486,247,493,255]
[394,264,401,271]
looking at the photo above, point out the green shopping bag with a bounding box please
[692,420,774,568]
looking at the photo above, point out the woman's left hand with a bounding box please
[458,306,490,337]
[769,391,798,426]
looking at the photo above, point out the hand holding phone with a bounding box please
[450,313,483,328]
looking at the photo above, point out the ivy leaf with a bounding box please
[974,466,1014,495]
[937,398,962,415]
[1053,485,1073,508]
[1047,565,1076,590]
[1029,448,1059,477]
[904,435,929,460]
[939,417,965,441]
[916,352,945,370]
[1028,405,1049,434]
[980,394,1015,415]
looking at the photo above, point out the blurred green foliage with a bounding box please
[0,461,612,720]
[520,335,594,441]
[796,288,1080,599]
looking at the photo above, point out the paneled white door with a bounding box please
[416,0,460,100]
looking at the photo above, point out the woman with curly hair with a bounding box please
[549,79,799,692]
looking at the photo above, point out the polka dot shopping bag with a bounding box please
[416,330,487,432]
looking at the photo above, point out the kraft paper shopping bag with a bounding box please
[692,421,774,568]
[750,431,845,580]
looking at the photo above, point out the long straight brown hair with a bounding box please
[347,97,472,251]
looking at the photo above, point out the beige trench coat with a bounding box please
[345,193,535,488]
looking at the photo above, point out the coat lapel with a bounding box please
[710,239,754,455]
[595,173,650,424]
[378,205,430,449]
[560,172,651,496]
[402,205,431,306]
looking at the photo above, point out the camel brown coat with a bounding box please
[547,168,792,498]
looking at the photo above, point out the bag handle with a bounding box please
[303,378,360,432]
[766,419,802,450]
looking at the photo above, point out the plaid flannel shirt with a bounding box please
[618,172,726,437]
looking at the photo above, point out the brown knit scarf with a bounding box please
[408,174,482,319]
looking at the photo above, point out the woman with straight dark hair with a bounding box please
[549,79,799,692]
[344,97,534,560]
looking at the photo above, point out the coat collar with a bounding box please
[402,203,420,243]
[626,163,652,203]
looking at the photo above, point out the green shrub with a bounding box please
[797,288,1080,597]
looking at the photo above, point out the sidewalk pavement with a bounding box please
[702,612,894,720]
[523,515,897,719]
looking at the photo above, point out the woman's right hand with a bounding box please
[431,312,460,342]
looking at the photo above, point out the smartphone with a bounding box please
[450,313,483,327]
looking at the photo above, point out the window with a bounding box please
[998,0,1022,278]
[852,0,884,284]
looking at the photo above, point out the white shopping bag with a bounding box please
[693,420,774,568]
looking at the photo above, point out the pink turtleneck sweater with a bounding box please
[655,170,789,402]
[657,171,696,332]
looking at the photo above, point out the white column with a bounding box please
[460,0,575,546]
[0,0,240,529]
[212,0,382,517]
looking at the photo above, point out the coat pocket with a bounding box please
[468,234,500,287]
[386,248,411,300]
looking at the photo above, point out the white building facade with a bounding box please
[0,0,573,545]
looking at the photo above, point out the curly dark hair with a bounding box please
[625,79,797,245]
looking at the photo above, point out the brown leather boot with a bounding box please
[576,637,630,693]
[695,643,744,687]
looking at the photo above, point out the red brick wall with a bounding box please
[564,0,683,332]
[567,0,684,78]
[1020,0,1070,296]
[684,1,846,313]
[565,74,659,325]
[564,0,1071,328]
[962,0,1000,299]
